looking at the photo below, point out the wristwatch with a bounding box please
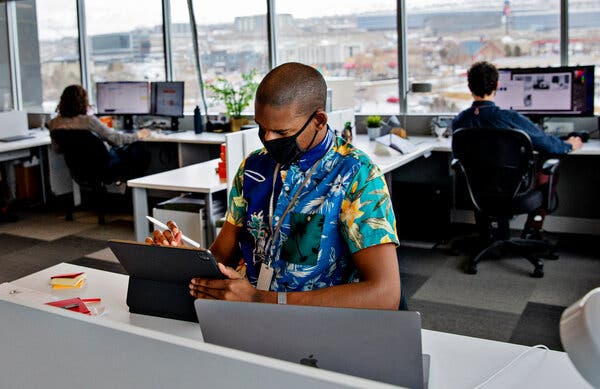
[277,292,287,305]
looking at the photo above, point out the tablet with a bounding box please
[108,240,225,322]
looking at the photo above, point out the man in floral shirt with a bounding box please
[154,62,400,309]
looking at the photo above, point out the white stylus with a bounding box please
[146,215,201,248]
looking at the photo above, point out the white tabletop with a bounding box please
[407,135,600,156]
[0,129,51,153]
[7,262,591,389]
[127,158,227,193]
[143,130,226,145]
[352,135,435,174]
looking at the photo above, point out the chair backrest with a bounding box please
[452,128,535,216]
[50,129,112,187]
[225,127,260,199]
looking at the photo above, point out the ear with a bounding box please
[314,110,328,131]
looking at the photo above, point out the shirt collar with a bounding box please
[296,126,334,171]
[472,100,496,108]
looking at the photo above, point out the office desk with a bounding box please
[4,262,591,389]
[128,158,227,243]
[0,130,51,202]
[143,131,226,167]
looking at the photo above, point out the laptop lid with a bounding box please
[195,300,424,389]
[0,111,28,139]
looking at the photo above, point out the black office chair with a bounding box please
[50,129,122,224]
[451,128,560,278]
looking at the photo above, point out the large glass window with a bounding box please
[0,6,12,111]
[406,0,560,114]
[35,0,80,113]
[277,0,398,115]
[170,0,269,113]
[16,0,44,111]
[569,0,600,114]
[85,0,165,104]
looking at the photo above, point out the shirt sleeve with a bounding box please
[89,116,138,147]
[225,159,247,227]
[340,161,399,254]
[511,113,571,154]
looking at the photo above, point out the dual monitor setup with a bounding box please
[96,81,184,131]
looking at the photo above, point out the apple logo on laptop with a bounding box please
[300,354,319,368]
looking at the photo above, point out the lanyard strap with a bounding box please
[264,158,321,267]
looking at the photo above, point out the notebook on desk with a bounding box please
[195,300,429,389]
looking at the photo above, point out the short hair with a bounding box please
[57,85,88,118]
[467,61,498,98]
[255,62,327,116]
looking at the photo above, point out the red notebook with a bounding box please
[45,298,91,315]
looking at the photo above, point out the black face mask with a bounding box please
[259,111,319,166]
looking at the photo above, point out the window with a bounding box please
[276,0,398,115]
[170,0,269,113]
[0,6,12,111]
[85,0,165,104]
[569,0,600,114]
[16,0,44,111]
[34,0,81,113]
[406,0,560,114]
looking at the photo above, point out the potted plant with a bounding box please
[207,69,259,131]
[366,115,383,140]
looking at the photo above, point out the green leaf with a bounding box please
[364,217,395,235]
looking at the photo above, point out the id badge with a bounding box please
[256,262,274,291]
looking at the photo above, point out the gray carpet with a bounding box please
[2,209,599,351]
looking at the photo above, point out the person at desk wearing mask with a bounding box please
[47,85,151,179]
[451,61,583,237]
[148,62,402,310]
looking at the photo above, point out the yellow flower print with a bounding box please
[336,143,352,156]
[350,181,358,194]
[280,169,287,182]
[380,235,392,244]
[341,198,364,227]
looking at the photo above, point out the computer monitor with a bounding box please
[151,81,184,131]
[96,82,151,130]
[496,65,595,116]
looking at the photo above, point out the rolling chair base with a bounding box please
[464,238,549,278]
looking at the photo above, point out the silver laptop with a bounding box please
[0,111,33,142]
[195,300,428,389]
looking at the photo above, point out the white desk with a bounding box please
[0,130,51,202]
[128,158,227,243]
[4,263,591,389]
[143,130,226,167]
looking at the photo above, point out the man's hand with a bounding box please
[144,220,183,246]
[189,263,266,302]
[566,136,583,151]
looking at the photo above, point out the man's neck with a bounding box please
[473,93,495,102]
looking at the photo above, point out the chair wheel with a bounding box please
[530,268,544,278]
[465,264,478,274]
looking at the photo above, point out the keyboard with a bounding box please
[0,134,35,142]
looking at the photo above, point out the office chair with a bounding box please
[451,128,560,278]
[50,129,122,224]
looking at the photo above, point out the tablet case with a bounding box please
[108,240,225,322]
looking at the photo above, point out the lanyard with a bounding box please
[263,158,322,268]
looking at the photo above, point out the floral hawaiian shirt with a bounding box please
[226,129,398,292]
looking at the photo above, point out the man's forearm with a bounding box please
[257,280,400,310]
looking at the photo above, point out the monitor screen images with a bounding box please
[96,82,150,115]
[151,82,184,117]
[495,65,595,116]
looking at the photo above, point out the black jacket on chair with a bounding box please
[451,127,560,278]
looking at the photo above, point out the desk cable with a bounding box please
[473,344,549,389]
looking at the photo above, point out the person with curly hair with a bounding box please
[48,84,151,179]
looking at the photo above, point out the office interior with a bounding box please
[1,1,600,387]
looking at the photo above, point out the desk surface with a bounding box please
[143,130,226,145]
[127,158,227,193]
[0,129,51,153]
[408,135,600,155]
[7,262,591,389]
[352,135,434,174]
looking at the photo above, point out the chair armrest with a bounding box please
[542,158,560,175]
[450,158,460,171]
